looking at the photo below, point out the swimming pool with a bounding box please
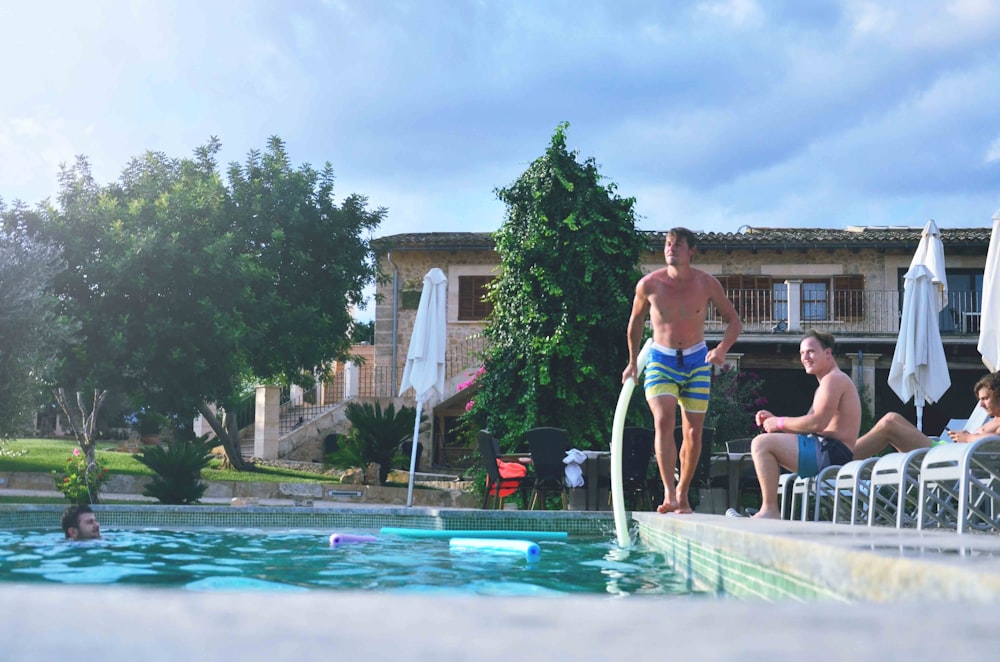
[0,527,707,597]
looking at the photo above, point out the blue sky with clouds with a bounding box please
[2,0,999,241]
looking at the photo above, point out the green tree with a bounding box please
[23,137,384,469]
[0,203,78,439]
[470,122,646,450]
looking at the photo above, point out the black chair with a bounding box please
[620,427,655,511]
[724,437,762,510]
[674,426,715,510]
[525,427,569,510]
[477,431,529,509]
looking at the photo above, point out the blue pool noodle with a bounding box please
[380,527,567,541]
[449,537,541,561]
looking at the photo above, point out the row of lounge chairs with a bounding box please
[777,410,1000,533]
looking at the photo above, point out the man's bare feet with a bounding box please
[656,498,679,514]
[656,498,694,514]
[750,508,781,519]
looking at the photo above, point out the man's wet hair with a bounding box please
[61,504,93,537]
[801,329,836,352]
[666,227,697,249]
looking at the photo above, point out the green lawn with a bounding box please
[0,438,336,484]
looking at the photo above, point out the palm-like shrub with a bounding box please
[330,401,418,484]
[137,438,216,504]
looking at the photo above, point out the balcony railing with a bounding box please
[707,289,981,336]
[305,290,981,416]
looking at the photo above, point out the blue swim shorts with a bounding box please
[643,342,711,414]
[797,434,853,478]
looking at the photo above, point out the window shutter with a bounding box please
[458,276,494,321]
[833,275,864,321]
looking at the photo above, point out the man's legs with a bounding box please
[750,432,800,519]
[648,394,679,513]
[853,412,932,459]
[675,409,706,514]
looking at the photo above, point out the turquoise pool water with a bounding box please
[0,528,707,597]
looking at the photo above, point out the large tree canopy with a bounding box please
[22,137,384,467]
[472,123,646,449]
[0,203,78,438]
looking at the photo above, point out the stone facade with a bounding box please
[370,227,992,441]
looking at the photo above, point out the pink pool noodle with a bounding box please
[329,533,378,547]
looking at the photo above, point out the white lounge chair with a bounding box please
[867,448,929,528]
[831,458,879,524]
[917,435,1000,533]
[791,464,841,521]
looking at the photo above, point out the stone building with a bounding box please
[371,225,991,466]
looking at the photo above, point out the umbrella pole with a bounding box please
[406,401,423,507]
[916,405,923,434]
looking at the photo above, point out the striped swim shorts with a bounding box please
[643,342,711,414]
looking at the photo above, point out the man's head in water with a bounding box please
[61,504,101,540]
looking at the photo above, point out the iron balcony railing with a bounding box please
[707,288,981,336]
[303,290,982,416]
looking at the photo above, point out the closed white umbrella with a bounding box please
[398,268,448,507]
[978,210,1000,372]
[909,220,948,310]
[888,263,951,432]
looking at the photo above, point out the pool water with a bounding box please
[0,528,705,597]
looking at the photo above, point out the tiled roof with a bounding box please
[374,226,992,253]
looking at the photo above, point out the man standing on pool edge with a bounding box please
[623,227,743,514]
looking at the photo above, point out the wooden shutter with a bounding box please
[458,276,494,321]
[833,275,865,321]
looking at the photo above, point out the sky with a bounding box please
[2,1,999,248]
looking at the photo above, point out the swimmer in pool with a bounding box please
[61,504,102,540]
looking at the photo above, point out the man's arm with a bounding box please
[952,417,1000,443]
[623,280,650,382]
[765,376,844,434]
[705,275,743,363]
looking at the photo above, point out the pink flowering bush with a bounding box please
[52,447,111,505]
[457,365,486,412]
[705,366,768,450]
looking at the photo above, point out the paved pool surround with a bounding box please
[2,504,1000,658]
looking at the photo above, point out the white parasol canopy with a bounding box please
[978,209,1000,373]
[888,220,951,432]
[908,219,948,310]
[398,267,447,507]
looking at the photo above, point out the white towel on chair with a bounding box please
[563,448,587,487]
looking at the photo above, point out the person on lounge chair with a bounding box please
[853,372,1000,460]
[746,330,862,519]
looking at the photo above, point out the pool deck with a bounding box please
[2,495,1000,658]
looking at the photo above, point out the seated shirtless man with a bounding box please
[623,227,742,514]
[853,372,1000,459]
[749,330,861,519]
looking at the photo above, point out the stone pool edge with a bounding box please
[634,511,1000,603]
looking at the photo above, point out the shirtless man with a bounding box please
[623,227,742,514]
[749,330,861,519]
[853,372,1000,459]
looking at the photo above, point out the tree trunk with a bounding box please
[52,387,107,465]
[197,401,251,471]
